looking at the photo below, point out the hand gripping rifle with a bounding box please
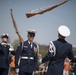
[10,9,23,42]
[26,0,69,18]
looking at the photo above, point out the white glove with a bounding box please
[16,68,19,74]
[39,59,42,64]
[9,44,14,51]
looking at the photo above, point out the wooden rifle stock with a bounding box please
[26,0,69,18]
[26,12,38,18]
[10,9,23,42]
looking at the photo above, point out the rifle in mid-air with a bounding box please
[26,0,69,18]
[10,9,23,42]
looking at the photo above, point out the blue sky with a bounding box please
[0,0,76,45]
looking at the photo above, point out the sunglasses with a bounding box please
[28,32,35,37]
[30,34,35,37]
[2,36,9,39]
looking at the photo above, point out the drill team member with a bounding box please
[42,25,76,75]
[0,34,14,75]
[15,29,38,75]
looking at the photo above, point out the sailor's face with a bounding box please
[2,38,8,43]
[27,34,35,42]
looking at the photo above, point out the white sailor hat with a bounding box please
[27,29,37,33]
[1,33,9,39]
[58,25,70,37]
[27,29,37,37]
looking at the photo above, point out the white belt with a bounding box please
[21,57,34,60]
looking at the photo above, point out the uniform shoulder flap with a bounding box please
[33,43,39,54]
[49,41,56,57]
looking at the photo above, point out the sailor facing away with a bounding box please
[42,25,76,75]
[0,34,14,75]
[15,29,38,75]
